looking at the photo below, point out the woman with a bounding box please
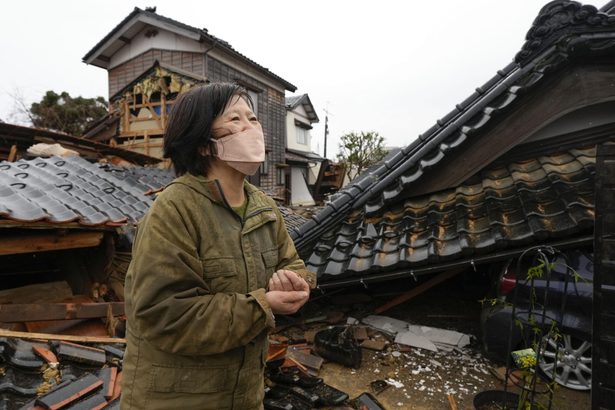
[121,83,316,409]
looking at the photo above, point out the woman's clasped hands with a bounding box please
[265,269,310,315]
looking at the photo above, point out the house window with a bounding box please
[296,126,308,145]
[277,167,286,185]
[248,89,259,116]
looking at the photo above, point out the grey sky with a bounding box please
[0,0,581,158]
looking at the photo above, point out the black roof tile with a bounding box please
[0,156,171,227]
[304,147,596,281]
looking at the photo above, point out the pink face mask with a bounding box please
[210,125,265,175]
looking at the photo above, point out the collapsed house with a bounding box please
[290,1,615,405]
[293,1,614,287]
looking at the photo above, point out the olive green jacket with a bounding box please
[121,174,315,410]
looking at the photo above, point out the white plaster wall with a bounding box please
[307,162,320,185]
[110,28,204,69]
[286,110,312,152]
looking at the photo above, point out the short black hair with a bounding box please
[163,82,253,176]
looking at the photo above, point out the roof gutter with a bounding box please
[315,235,594,290]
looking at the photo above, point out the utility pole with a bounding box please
[323,105,332,159]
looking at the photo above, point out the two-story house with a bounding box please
[83,7,296,197]
[284,94,323,205]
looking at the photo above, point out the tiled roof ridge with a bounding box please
[83,7,296,91]
[516,0,615,65]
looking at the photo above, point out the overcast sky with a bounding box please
[1,0,601,158]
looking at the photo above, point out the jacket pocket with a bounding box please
[261,249,278,270]
[148,364,230,393]
[201,257,237,278]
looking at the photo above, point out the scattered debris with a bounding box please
[361,339,388,351]
[362,315,471,352]
[314,326,362,368]
[350,392,387,410]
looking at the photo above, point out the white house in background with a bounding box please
[285,94,323,206]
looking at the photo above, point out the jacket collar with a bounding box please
[168,173,271,213]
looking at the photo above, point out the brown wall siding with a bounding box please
[108,50,203,97]
[206,57,287,197]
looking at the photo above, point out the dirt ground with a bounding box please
[289,272,591,409]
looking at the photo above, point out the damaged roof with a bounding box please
[0,123,161,166]
[83,7,296,92]
[0,155,308,234]
[293,0,615,285]
[306,147,596,282]
[0,156,172,227]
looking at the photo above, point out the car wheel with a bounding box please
[539,333,592,391]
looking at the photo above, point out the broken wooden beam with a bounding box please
[0,328,126,344]
[0,302,124,323]
[0,231,104,256]
[374,268,464,314]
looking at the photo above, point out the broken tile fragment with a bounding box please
[360,339,388,351]
[100,345,124,360]
[362,315,409,335]
[109,371,122,401]
[353,326,369,341]
[36,373,103,410]
[32,345,58,365]
[98,367,117,399]
[53,341,106,366]
[64,393,107,410]
[287,347,324,371]
[395,331,437,352]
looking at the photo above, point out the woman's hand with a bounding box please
[265,290,309,315]
[269,270,310,293]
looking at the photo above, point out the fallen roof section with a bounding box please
[0,156,173,227]
[0,123,161,166]
[306,146,596,285]
[292,0,615,259]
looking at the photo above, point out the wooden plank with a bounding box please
[7,144,17,162]
[0,302,124,323]
[374,268,464,314]
[0,281,73,304]
[0,231,104,256]
[0,328,126,344]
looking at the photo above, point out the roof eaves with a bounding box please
[82,7,142,64]
[83,8,297,91]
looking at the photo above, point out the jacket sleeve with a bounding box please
[272,205,317,289]
[127,195,274,356]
